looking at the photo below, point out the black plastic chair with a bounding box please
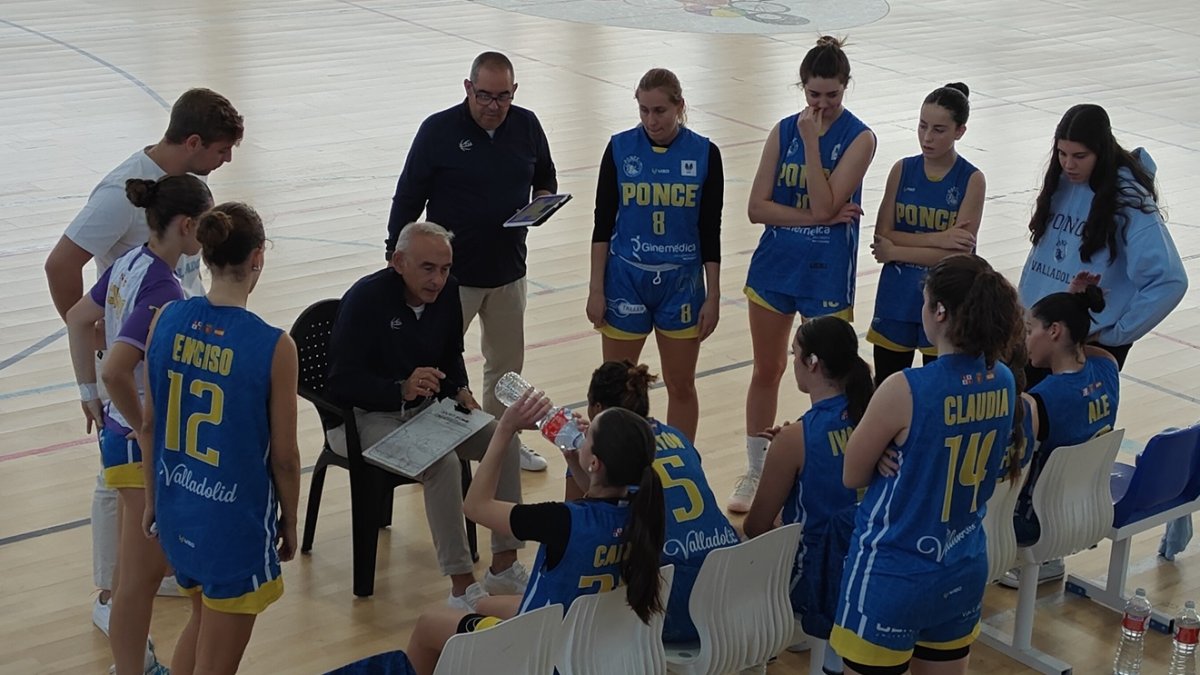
[291,298,478,598]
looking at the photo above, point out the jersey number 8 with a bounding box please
[652,211,666,235]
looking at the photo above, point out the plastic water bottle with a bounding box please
[1169,601,1200,675]
[494,372,584,450]
[1113,588,1153,675]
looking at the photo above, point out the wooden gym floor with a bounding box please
[1,0,1198,672]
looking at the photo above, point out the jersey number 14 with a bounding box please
[940,429,996,522]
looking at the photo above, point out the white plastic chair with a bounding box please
[664,523,802,675]
[433,603,562,675]
[983,459,1032,583]
[979,430,1124,674]
[555,565,674,675]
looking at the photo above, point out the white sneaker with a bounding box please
[727,473,760,514]
[156,575,183,597]
[997,558,1066,589]
[519,444,548,472]
[93,595,112,636]
[482,561,530,596]
[447,582,489,612]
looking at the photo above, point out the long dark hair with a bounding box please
[1003,340,1029,482]
[796,316,874,424]
[924,254,1023,368]
[589,408,665,623]
[1028,104,1159,263]
[587,361,656,417]
[1031,285,1106,347]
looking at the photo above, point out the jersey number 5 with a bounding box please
[940,429,996,522]
[654,455,703,522]
[164,370,224,467]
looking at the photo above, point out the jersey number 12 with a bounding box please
[164,370,224,467]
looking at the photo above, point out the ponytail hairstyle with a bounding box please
[923,254,1023,368]
[589,408,665,623]
[924,82,970,127]
[1003,339,1029,482]
[587,360,656,418]
[1028,103,1159,263]
[796,316,874,424]
[124,175,212,237]
[799,35,851,85]
[1030,285,1106,347]
[195,202,266,277]
[636,68,687,126]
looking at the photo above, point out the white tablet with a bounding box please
[503,193,573,228]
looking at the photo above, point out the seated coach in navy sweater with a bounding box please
[386,51,557,474]
[328,222,528,611]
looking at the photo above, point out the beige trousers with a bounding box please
[326,405,523,576]
[459,278,527,419]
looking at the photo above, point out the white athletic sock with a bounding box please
[746,435,769,476]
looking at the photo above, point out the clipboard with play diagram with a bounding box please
[362,398,494,478]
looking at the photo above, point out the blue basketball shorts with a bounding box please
[867,317,936,355]
[175,561,284,615]
[99,425,144,489]
[601,257,704,340]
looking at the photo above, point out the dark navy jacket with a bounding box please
[386,100,557,288]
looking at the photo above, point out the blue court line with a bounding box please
[0,18,168,110]
[0,327,66,373]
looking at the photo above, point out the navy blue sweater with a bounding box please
[386,100,557,288]
[327,268,469,413]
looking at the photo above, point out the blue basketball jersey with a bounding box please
[654,420,740,566]
[745,109,872,304]
[652,420,739,641]
[609,127,709,266]
[873,155,979,323]
[147,297,284,584]
[783,395,862,555]
[519,500,631,613]
[1017,356,1119,520]
[843,355,1014,585]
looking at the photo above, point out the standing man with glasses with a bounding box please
[386,52,557,472]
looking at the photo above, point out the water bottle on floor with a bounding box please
[1168,600,1199,675]
[495,372,584,450]
[1113,588,1152,675]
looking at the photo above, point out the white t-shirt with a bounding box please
[64,148,206,297]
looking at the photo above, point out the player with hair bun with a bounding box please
[141,202,301,675]
[65,174,212,675]
[868,82,986,385]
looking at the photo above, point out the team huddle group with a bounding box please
[42,35,1188,675]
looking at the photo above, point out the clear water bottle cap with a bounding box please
[1188,601,1196,609]
[1135,588,1147,596]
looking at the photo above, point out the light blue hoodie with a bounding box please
[1018,148,1188,346]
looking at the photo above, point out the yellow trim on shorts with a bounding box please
[472,616,504,632]
[915,621,981,651]
[743,286,783,314]
[104,463,145,489]
[598,324,649,341]
[823,306,854,322]
[866,327,938,358]
[201,576,284,615]
[656,325,700,340]
[830,625,913,668]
